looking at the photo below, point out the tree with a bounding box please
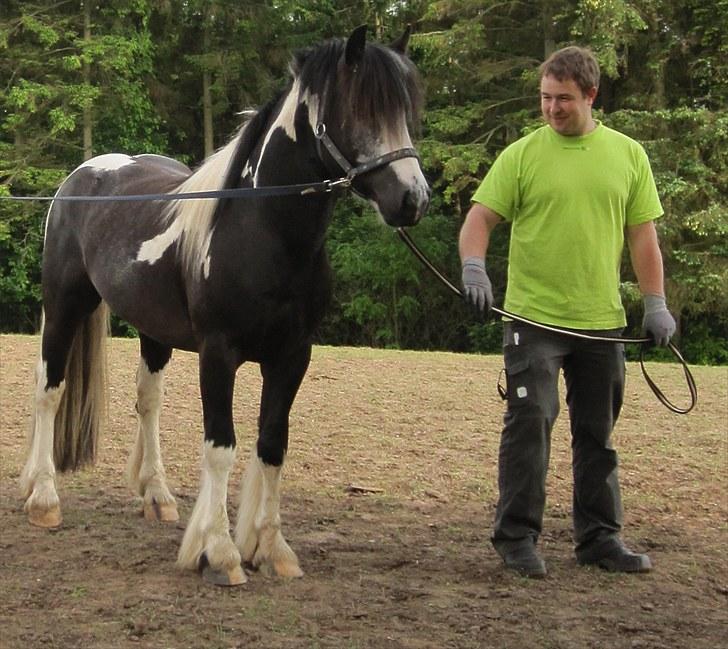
[0,0,165,331]
[1,0,725,362]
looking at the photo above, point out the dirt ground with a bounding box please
[1,334,726,649]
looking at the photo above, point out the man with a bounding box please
[459,46,676,578]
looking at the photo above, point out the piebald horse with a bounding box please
[20,26,429,585]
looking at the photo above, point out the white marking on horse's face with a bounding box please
[79,153,136,172]
[359,122,429,223]
[136,218,185,265]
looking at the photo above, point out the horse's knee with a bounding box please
[257,437,285,466]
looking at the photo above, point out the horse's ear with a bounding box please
[390,25,412,54]
[345,25,367,66]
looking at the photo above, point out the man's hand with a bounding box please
[642,294,676,346]
[461,256,493,312]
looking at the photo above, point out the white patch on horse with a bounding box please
[162,134,242,278]
[20,359,64,516]
[177,441,241,573]
[79,153,136,172]
[136,218,185,265]
[46,155,137,244]
[127,358,177,520]
[253,81,321,186]
[234,450,302,576]
[43,190,61,245]
[201,226,215,279]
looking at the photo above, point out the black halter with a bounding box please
[314,122,420,191]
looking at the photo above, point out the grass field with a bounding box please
[1,334,726,648]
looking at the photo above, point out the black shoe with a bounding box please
[577,539,651,573]
[502,545,547,579]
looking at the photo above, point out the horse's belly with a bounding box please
[88,250,196,351]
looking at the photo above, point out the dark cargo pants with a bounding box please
[491,321,626,557]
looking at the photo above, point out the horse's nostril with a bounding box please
[399,189,429,224]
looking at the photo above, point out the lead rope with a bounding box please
[396,227,697,414]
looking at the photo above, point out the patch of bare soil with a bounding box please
[1,334,726,649]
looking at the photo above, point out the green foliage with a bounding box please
[605,108,728,364]
[0,0,725,364]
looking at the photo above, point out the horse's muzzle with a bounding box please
[400,186,430,225]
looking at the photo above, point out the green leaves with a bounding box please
[0,0,725,362]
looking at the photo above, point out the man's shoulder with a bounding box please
[597,123,645,151]
[496,126,550,161]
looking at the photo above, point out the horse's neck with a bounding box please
[224,117,334,255]
[253,123,321,185]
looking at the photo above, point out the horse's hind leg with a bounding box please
[127,335,178,522]
[235,345,311,578]
[21,290,105,527]
[21,334,66,528]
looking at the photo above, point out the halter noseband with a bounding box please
[314,123,420,191]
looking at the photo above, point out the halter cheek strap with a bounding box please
[314,122,420,189]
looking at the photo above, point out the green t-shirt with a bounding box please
[472,122,663,329]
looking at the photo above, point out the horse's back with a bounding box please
[46,153,189,265]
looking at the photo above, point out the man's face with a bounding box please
[540,74,597,136]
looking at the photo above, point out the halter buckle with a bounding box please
[324,177,352,192]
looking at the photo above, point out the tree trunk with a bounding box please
[203,70,214,158]
[83,0,93,160]
[646,12,667,110]
[542,0,556,58]
[202,19,214,158]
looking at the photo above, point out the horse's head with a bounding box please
[297,26,430,227]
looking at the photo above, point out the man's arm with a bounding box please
[626,220,665,296]
[458,203,503,311]
[459,202,503,262]
[627,220,676,346]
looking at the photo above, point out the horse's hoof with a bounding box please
[28,505,62,528]
[143,499,179,523]
[199,554,247,587]
[274,560,304,578]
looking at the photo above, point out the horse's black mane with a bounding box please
[215,90,285,212]
[294,36,423,133]
[215,35,422,205]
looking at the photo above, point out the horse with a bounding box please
[19,25,429,586]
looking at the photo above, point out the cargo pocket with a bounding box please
[503,358,532,406]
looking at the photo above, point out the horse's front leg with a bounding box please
[127,336,178,522]
[235,344,311,578]
[177,337,244,586]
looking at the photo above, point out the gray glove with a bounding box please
[461,256,493,312]
[642,294,676,346]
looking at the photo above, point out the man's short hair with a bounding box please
[539,46,600,95]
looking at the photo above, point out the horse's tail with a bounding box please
[52,302,110,472]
